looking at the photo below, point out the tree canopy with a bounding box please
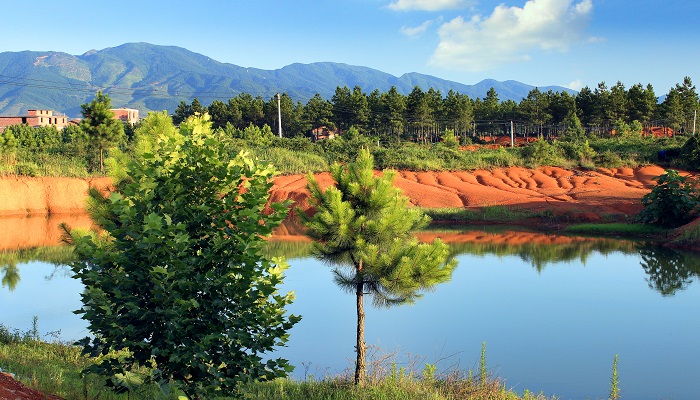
[300,148,456,384]
[79,91,125,172]
[68,112,299,398]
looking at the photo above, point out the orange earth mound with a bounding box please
[270,165,666,221]
[0,165,667,249]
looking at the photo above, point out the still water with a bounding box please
[2,226,700,400]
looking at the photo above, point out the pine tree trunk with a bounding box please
[99,147,104,174]
[354,280,366,385]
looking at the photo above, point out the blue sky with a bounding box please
[3,0,698,96]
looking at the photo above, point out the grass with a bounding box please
[0,323,554,400]
[564,223,668,237]
[424,206,554,224]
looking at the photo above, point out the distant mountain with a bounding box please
[0,42,575,118]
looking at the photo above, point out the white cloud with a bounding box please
[429,0,594,71]
[400,18,441,37]
[566,79,585,91]
[388,0,472,11]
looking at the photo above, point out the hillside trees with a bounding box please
[626,83,657,124]
[519,88,551,138]
[304,93,335,132]
[300,149,456,385]
[79,91,125,172]
[165,76,693,144]
[661,77,699,133]
[68,112,299,398]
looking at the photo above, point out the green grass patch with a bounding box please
[0,323,553,400]
[424,206,552,224]
[564,223,667,237]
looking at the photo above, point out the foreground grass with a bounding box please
[0,325,553,400]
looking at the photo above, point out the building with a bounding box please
[0,109,69,132]
[110,108,139,125]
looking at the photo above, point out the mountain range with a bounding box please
[0,42,575,118]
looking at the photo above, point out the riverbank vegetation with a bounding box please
[1,323,554,400]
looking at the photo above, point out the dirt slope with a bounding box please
[270,165,665,220]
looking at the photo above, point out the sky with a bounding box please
[2,0,698,96]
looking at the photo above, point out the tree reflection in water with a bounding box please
[3,232,700,297]
[0,247,75,292]
[639,245,700,296]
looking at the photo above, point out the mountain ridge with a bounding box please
[0,42,575,118]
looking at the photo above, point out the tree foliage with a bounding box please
[79,91,125,172]
[299,148,456,385]
[638,169,699,228]
[68,112,299,398]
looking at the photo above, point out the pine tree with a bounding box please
[300,149,456,385]
[79,91,125,173]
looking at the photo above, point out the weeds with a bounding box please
[1,328,555,400]
[609,354,620,400]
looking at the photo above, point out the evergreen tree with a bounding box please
[172,100,190,125]
[575,86,597,126]
[304,93,335,131]
[331,86,353,131]
[79,91,125,173]
[381,86,407,142]
[443,89,473,138]
[300,149,456,385]
[627,83,657,125]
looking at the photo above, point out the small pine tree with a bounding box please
[79,91,125,173]
[300,148,456,385]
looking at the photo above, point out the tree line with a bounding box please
[174,77,699,143]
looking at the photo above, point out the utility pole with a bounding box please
[276,93,282,138]
[510,120,514,147]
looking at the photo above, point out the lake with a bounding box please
[2,222,699,400]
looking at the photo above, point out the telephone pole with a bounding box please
[276,93,282,138]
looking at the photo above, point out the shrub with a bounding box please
[638,169,700,228]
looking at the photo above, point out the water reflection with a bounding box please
[4,226,700,297]
[0,246,76,291]
[639,244,700,296]
[3,220,700,399]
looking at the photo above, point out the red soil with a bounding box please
[272,165,666,222]
[0,372,63,400]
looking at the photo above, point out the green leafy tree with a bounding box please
[68,113,299,398]
[79,91,125,172]
[0,129,18,156]
[638,169,699,227]
[299,149,456,385]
